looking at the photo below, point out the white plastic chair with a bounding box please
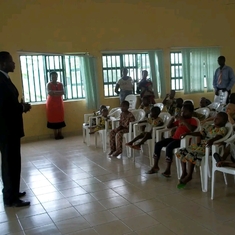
[132,112,171,165]
[195,107,210,119]
[111,109,146,157]
[154,103,164,111]
[214,90,228,105]
[178,122,233,192]
[94,109,121,152]
[154,117,200,178]
[184,99,194,105]
[125,95,137,109]
[211,134,235,199]
[82,113,100,146]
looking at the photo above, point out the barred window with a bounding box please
[102,53,151,97]
[19,54,85,103]
[170,52,183,91]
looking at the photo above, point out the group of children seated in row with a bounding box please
[87,91,235,189]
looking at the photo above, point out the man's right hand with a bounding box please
[215,90,219,96]
[22,103,32,113]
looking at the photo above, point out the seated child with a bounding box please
[89,108,111,134]
[199,97,211,108]
[95,105,107,116]
[176,112,228,189]
[126,106,163,150]
[139,96,154,117]
[213,142,235,168]
[109,101,135,157]
[146,104,198,177]
[163,90,176,116]
[183,100,205,121]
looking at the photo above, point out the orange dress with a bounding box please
[46,82,66,129]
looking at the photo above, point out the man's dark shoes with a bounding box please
[4,199,30,207]
[18,191,26,198]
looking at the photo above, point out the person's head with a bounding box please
[150,106,161,118]
[200,97,208,107]
[218,56,226,68]
[176,98,184,108]
[183,100,193,105]
[0,51,15,73]
[142,96,150,106]
[214,112,228,127]
[101,107,109,117]
[169,90,175,99]
[181,104,194,118]
[99,105,107,112]
[121,100,129,112]
[121,68,128,77]
[50,71,58,83]
[229,93,235,104]
[142,70,148,79]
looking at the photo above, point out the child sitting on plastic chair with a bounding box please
[89,108,111,134]
[139,96,154,117]
[176,112,228,189]
[126,106,163,150]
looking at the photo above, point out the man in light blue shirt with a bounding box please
[213,56,235,102]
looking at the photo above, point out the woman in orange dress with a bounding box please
[46,72,66,139]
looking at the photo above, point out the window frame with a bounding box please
[19,53,86,103]
[102,52,151,97]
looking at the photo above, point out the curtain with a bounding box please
[81,56,100,110]
[182,47,220,94]
[148,50,165,98]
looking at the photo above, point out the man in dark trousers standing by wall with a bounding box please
[0,51,31,207]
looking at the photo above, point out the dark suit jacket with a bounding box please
[0,72,24,141]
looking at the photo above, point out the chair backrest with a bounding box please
[158,112,171,126]
[192,117,201,131]
[154,103,164,111]
[195,107,210,119]
[184,99,194,105]
[130,109,146,122]
[207,102,220,111]
[109,107,121,116]
[214,90,228,105]
[109,109,122,119]
[125,95,137,109]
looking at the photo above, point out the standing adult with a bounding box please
[137,70,155,104]
[0,51,31,207]
[213,56,235,103]
[46,72,66,139]
[115,68,133,103]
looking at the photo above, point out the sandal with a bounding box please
[213,153,222,163]
[145,168,159,174]
[161,172,171,178]
[131,145,141,150]
[177,182,186,189]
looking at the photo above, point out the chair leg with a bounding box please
[223,173,228,185]
[200,164,208,192]
[175,155,181,180]
[83,129,86,143]
[211,169,215,200]
[95,132,98,148]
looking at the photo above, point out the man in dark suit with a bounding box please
[0,51,31,207]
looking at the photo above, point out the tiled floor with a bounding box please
[0,136,235,235]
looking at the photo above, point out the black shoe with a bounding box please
[13,199,30,207]
[18,191,26,198]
